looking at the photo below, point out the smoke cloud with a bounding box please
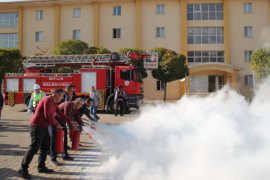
[84,77,270,180]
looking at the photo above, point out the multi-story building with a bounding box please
[0,0,268,100]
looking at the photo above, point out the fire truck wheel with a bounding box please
[109,100,115,114]
[122,102,127,114]
[25,96,31,107]
[108,100,127,114]
[110,52,120,62]
[125,108,131,114]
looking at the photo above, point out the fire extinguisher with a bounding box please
[72,130,81,150]
[55,129,64,153]
[69,128,74,141]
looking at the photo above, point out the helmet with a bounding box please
[34,84,41,90]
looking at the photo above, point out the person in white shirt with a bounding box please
[89,86,101,121]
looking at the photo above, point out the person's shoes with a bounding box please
[62,156,74,161]
[50,159,60,166]
[18,169,32,179]
[67,146,71,150]
[38,167,54,173]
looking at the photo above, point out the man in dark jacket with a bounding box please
[79,98,95,121]
[61,84,76,103]
[0,90,3,126]
[18,89,77,179]
[114,85,127,116]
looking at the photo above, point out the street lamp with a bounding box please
[179,76,187,95]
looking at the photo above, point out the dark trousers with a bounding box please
[90,105,99,119]
[20,125,49,171]
[48,125,57,160]
[115,100,124,116]
[63,125,68,157]
[48,124,69,160]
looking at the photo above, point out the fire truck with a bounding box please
[3,52,157,113]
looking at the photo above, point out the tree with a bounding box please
[53,40,88,73]
[88,46,111,54]
[119,48,148,79]
[151,47,189,101]
[250,48,270,80]
[0,48,24,84]
[54,39,89,55]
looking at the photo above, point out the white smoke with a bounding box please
[84,77,270,180]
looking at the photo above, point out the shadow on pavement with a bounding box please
[61,163,100,167]
[52,171,111,179]
[0,144,27,156]
[0,123,30,133]
[0,168,75,180]
[0,168,20,179]
[0,119,29,122]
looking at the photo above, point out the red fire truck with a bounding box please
[3,52,157,113]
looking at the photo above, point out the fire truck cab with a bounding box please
[3,52,154,113]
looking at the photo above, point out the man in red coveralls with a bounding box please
[18,89,77,179]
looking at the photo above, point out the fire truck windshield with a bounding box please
[120,69,142,83]
[120,70,134,81]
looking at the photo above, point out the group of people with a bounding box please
[18,84,99,179]
[17,83,127,179]
[27,84,100,121]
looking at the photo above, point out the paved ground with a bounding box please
[0,104,139,180]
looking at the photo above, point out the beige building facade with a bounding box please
[0,0,269,100]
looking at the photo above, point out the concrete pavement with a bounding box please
[0,104,139,179]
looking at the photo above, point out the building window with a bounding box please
[190,75,224,93]
[113,6,121,16]
[72,30,81,39]
[244,3,252,13]
[244,26,253,37]
[73,8,81,18]
[156,27,165,38]
[0,33,18,48]
[113,28,121,38]
[0,13,18,28]
[244,50,253,62]
[188,51,224,64]
[157,80,165,91]
[188,27,224,44]
[187,3,223,20]
[36,10,43,20]
[35,31,44,42]
[244,75,254,87]
[156,4,165,15]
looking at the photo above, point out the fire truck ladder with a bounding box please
[23,53,129,69]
